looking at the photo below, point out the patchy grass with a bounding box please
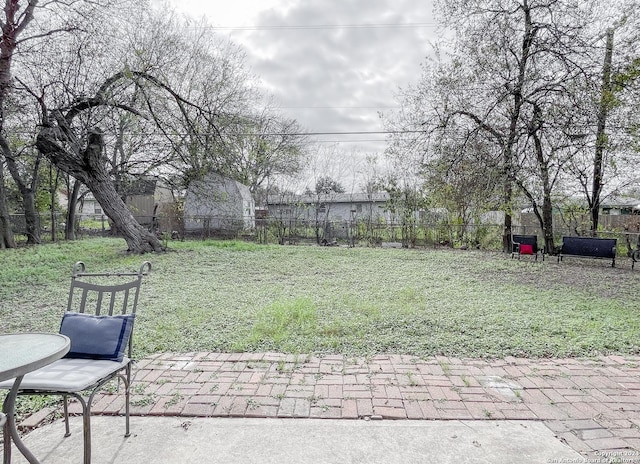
[1,237,639,360]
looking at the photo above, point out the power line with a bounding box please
[310,139,388,143]
[205,22,438,31]
[281,130,426,136]
[275,106,401,109]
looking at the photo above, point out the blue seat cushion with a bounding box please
[59,313,134,362]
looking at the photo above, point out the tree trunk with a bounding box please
[502,183,513,253]
[65,178,81,240]
[503,2,536,252]
[0,136,41,244]
[21,190,40,244]
[0,163,16,248]
[0,1,37,250]
[591,28,614,236]
[37,127,164,253]
[48,165,59,242]
[90,176,163,253]
[530,105,556,254]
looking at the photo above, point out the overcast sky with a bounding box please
[166,0,440,189]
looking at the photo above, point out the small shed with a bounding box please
[76,177,173,225]
[118,178,174,227]
[184,172,255,233]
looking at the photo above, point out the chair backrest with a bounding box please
[512,234,538,253]
[66,261,151,317]
[65,261,151,358]
[561,236,617,258]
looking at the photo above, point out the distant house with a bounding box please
[600,196,640,216]
[76,192,103,218]
[267,192,394,223]
[517,195,640,234]
[184,172,255,233]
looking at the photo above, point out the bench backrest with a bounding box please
[561,236,617,258]
[512,234,538,253]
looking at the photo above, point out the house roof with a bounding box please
[116,178,158,196]
[268,192,390,205]
[600,196,640,209]
[520,195,640,213]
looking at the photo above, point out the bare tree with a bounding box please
[0,0,36,248]
[220,106,309,194]
[2,2,303,252]
[385,0,636,253]
[0,0,140,246]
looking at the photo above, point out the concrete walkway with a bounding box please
[13,417,587,463]
[16,352,640,462]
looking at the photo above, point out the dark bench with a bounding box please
[557,236,617,267]
[511,234,543,261]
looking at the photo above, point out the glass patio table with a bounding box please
[1,333,70,464]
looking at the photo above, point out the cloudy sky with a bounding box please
[167,0,440,188]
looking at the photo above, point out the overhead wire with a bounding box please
[202,22,438,31]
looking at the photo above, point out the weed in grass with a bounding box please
[132,384,148,394]
[166,392,182,407]
[245,297,318,352]
[405,372,419,386]
[101,382,120,394]
[10,395,60,421]
[131,394,157,407]
[246,398,260,410]
[5,237,640,359]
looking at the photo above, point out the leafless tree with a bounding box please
[385,0,638,252]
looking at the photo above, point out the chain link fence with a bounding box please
[7,212,640,256]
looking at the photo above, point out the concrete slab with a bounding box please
[7,417,584,464]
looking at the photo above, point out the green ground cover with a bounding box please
[2,237,639,359]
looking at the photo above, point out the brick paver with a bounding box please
[60,353,640,461]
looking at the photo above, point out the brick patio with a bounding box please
[62,352,640,461]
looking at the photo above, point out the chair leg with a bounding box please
[3,376,41,464]
[83,401,91,464]
[67,393,91,464]
[125,365,131,437]
[3,411,10,464]
[63,394,71,437]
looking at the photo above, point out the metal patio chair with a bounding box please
[1,261,151,464]
[510,234,544,261]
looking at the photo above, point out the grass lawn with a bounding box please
[1,237,639,359]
